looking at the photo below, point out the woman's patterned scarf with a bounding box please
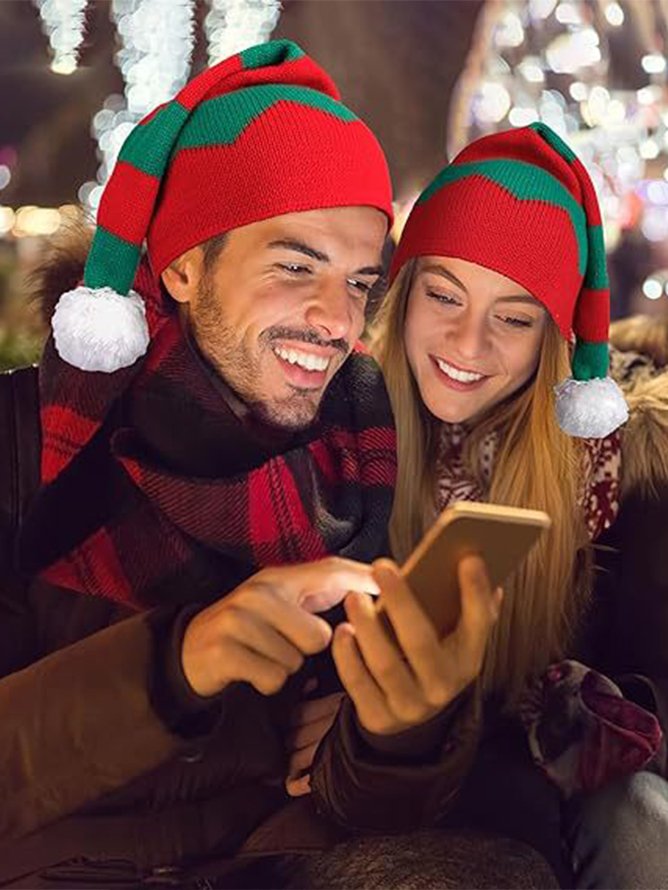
[435,423,621,542]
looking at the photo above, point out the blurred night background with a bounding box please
[2,0,668,370]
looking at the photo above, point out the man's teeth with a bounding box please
[273,346,330,372]
[436,358,484,383]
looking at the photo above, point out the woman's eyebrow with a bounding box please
[495,294,543,307]
[421,264,467,291]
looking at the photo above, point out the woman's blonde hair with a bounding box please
[371,261,592,707]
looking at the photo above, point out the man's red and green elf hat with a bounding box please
[390,122,627,438]
[52,39,393,374]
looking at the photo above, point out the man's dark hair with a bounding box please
[202,233,228,273]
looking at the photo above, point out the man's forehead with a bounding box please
[262,207,387,251]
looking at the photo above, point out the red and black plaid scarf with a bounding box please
[20,265,396,610]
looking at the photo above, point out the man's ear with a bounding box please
[161,247,202,304]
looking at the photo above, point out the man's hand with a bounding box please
[285,687,344,797]
[332,555,502,736]
[181,558,378,698]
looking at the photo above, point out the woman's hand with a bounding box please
[332,555,502,736]
[285,686,344,797]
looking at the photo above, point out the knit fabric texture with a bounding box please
[390,123,610,383]
[87,38,393,294]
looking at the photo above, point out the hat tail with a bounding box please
[52,41,319,374]
[51,97,196,372]
[554,210,628,438]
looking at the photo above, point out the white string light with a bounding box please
[452,0,668,249]
[81,0,196,216]
[81,0,282,217]
[33,0,89,75]
[112,0,196,116]
[205,0,282,67]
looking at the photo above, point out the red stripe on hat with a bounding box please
[392,176,582,339]
[178,53,244,110]
[456,127,584,205]
[97,161,161,246]
[573,287,609,342]
[178,53,340,112]
[147,104,392,275]
[206,56,340,103]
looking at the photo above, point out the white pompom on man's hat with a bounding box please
[51,39,393,374]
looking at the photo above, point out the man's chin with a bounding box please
[248,394,322,431]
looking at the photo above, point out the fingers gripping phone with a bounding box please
[397,502,551,638]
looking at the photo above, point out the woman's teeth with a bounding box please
[436,358,484,383]
[273,346,330,372]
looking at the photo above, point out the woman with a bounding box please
[311,124,668,888]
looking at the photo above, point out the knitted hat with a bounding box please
[390,122,628,439]
[53,39,393,374]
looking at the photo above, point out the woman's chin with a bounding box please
[424,397,478,426]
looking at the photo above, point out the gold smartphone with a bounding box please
[396,502,551,638]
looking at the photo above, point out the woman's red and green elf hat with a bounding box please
[390,122,627,439]
[52,39,393,374]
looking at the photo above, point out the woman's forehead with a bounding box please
[414,256,543,306]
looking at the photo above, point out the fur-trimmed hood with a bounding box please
[611,346,668,499]
[29,219,92,326]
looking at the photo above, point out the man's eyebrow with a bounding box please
[355,264,385,277]
[268,239,383,278]
[268,239,329,263]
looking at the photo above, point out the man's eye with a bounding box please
[277,263,311,275]
[347,279,373,295]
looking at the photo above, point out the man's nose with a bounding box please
[304,281,353,343]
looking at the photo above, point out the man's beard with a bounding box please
[188,278,347,430]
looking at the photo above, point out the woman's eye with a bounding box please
[497,314,533,329]
[426,289,460,305]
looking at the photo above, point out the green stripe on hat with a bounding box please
[84,226,142,294]
[584,224,608,290]
[572,338,609,381]
[172,85,358,153]
[530,122,577,164]
[118,100,190,178]
[240,40,305,69]
[418,158,588,276]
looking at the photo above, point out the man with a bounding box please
[0,38,505,890]
[0,39,398,885]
